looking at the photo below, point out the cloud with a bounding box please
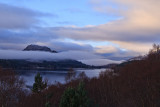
[0,0,158,57]
[95,44,141,60]
[0,49,122,66]
[0,43,26,50]
[48,41,94,52]
[32,40,94,52]
[112,41,152,54]
[95,45,119,53]
[80,59,122,66]
[0,28,94,52]
[0,50,98,60]
[89,0,125,16]
[0,3,53,29]
[0,28,59,49]
[44,0,160,54]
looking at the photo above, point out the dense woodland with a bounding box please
[0,44,160,107]
[0,59,92,70]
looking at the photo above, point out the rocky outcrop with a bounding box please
[23,44,57,53]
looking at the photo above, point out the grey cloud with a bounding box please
[49,41,94,52]
[49,25,160,43]
[0,50,100,60]
[0,28,59,44]
[0,43,27,50]
[101,51,140,61]
[0,3,55,29]
[43,0,160,54]
[0,49,122,65]
[0,28,94,52]
[80,59,122,66]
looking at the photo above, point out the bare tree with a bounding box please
[65,68,76,82]
[0,67,25,107]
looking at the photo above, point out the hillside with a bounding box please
[0,59,92,70]
[23,44,57,53]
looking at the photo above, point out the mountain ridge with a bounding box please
[23,44,57,53]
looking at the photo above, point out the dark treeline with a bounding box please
[0,59,93,70]
[1,44,160,107]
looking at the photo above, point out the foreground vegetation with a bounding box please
[0,44,160,107]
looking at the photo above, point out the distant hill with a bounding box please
[23,44,57,53]
[116,56,145,68]
[0,44,117,70]
[0,59,93,70]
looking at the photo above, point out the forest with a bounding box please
[0,59,93,70]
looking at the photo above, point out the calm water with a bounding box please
[17,68,106,86]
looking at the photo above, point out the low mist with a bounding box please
[0,49,122,66]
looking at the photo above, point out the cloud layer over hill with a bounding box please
[0,49,122,66]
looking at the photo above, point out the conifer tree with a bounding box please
[76,82,91,107]
[59,82,91,107]
[32,73,47,93]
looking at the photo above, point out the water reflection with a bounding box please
[17,68,106,86]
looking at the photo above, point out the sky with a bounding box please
[0,0,159,65]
